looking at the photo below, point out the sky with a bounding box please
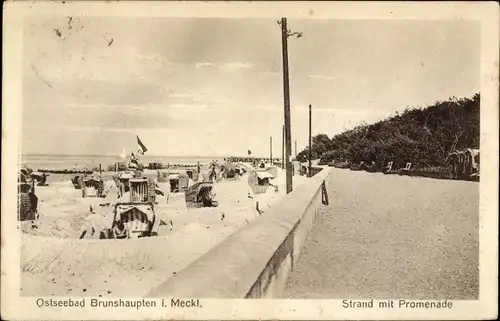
[22,17,480,157]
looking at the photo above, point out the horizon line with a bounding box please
[20,153,274,159]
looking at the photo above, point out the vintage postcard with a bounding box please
[1,1,498,320]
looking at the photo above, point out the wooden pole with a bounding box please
[282,125,285,169]
[270,136,273,165]
[309,104,312,177]
[281,17,293,194]
[295,140,297,159]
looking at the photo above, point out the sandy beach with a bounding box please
[20,167,308,297]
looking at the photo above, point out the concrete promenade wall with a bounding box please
[146,166,331,299]
[310,166,324,177]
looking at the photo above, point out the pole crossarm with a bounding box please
[277,20,304,39]
[287,31,303,38]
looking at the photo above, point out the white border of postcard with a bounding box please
[2,1,499,320]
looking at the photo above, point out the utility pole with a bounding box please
[279,17,302,194]
[309,104,312,177]
[281,17,292,193]
[282,125,285,169]
[277,18,302,192]
[294,140,297,159]
[270,136,273,165]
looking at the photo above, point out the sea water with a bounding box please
[20,154,225,171]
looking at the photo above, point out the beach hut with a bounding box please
[266,165,278,178]
[106,203,156,239]
[184,168,199,181]
[31,172,49,186]
[292,161,302,175]
[113,172,134,198]
[127,177,156,203]
[222,164,246,179]
[168,172,181,192]
[449,150,466,179]
[184,182,218,208]
[71,175,83,189]
[19,169,29,182]
[164,170,190,193]
[158,169,195,187]
[81,176,105,198]
[449,149,480,180]
[464,148,480,176]
[235,165,246,176]
[248,170,274,194]
[157,170,169,183]
[148,162,164,170]
[19,167,38,183]
[222,163,239,179]
[112,174,157,204]
[89,176,158,239]
[256,166,277,179]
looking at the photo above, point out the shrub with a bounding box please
[408,166,453,179]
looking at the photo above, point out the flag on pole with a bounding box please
[137,135,148,154]
[248,150,252,155]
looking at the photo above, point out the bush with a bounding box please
[334,162,350,169]
[318,159,329,166]
[366,164,380,173]
[350,164,362,171]
[407,166,453,179]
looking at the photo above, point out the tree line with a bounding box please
[296,93,480,171]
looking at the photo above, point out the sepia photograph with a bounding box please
[2,1,498,320]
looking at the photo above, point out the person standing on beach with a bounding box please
[129,152,139,169]
[39,173,47,186]
[18,183,37,221]
[18,190,33,221]
[209,160,221,182]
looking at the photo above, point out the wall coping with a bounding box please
[145,168,331,298]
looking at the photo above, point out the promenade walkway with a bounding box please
[284,168,479,299]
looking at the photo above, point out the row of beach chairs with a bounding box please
[383,161,412,174]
